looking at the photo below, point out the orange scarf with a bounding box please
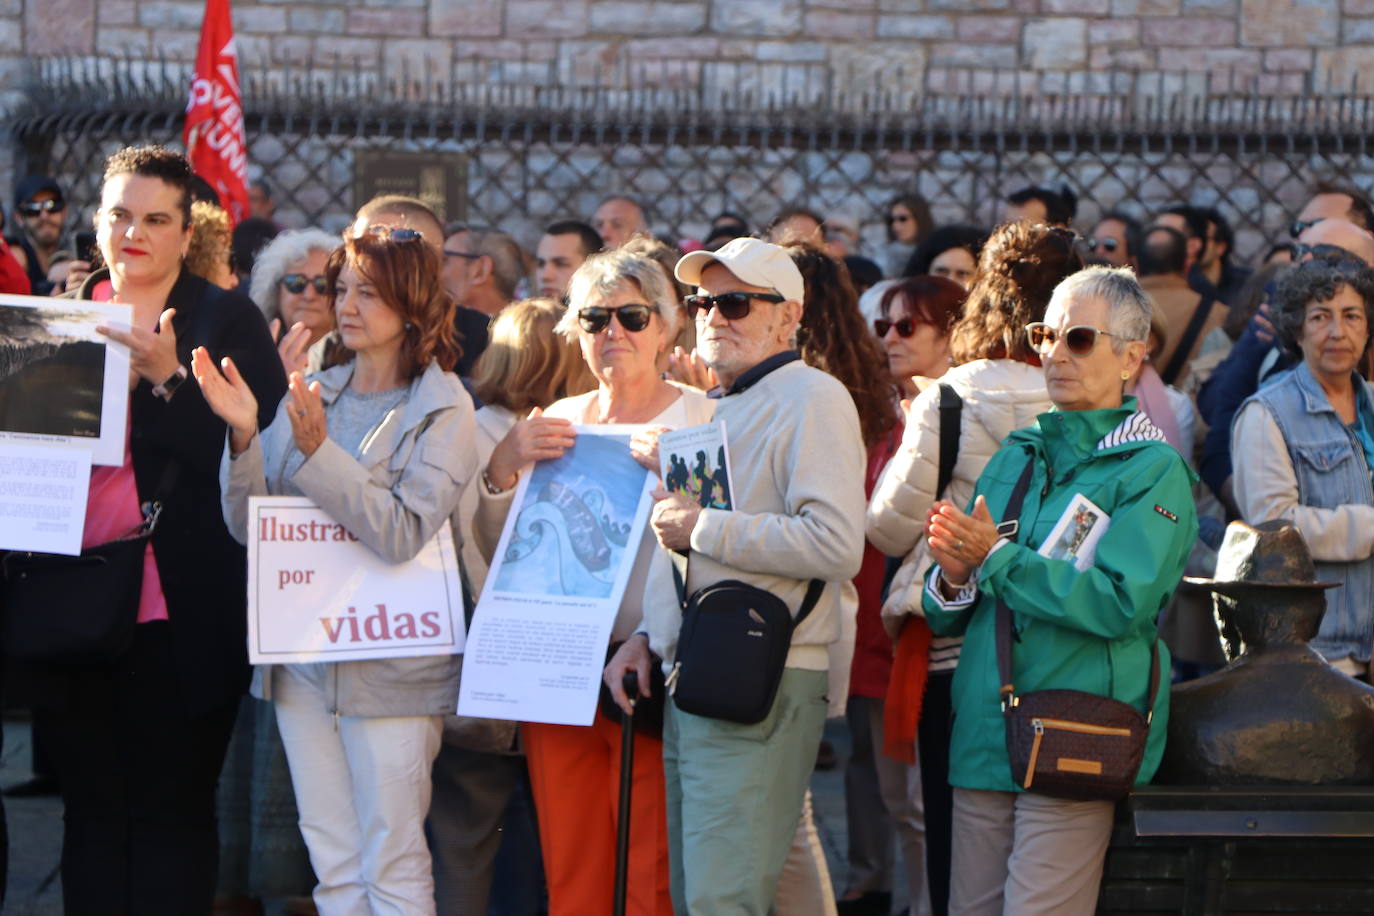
[882,616,932,764]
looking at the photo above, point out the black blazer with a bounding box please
[73,268,288,713]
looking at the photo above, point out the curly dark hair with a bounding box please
[325,227,461,377]
[102,145,195,227]
[947,222,1085,365]
[1272,259,1374,361]
[785,241,899,448]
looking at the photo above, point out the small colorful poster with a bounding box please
[1038,493,1111,572]
[658,421,732,510]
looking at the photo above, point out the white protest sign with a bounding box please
[247,496,465,664]
[0,441,92,556]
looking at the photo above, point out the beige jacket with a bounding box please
[867,359,1051,638]
[221,360,478,716]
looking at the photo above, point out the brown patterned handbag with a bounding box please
[991,459,1159,802]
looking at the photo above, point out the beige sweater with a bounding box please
[639,358,867,671]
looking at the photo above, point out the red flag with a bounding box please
[184,0,249,224]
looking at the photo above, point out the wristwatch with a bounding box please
[152,365,189,402]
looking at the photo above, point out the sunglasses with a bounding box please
[359,225,425,244]
[1092,237,1120,253]
[1025,322,1121,356]
[888,214,912,224]
[577,304,655,334]
[1292,242,1365,268]
[1290,217,1326,239]
[19,199,63,215]
[443,249,481,261]
[280,273,329,295]
[875,317,922,338]
[683,291,785,321]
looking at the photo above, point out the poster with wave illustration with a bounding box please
[459,425,654,725]
[0,294,131,466]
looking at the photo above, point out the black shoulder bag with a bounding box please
[993,459,1160,801]
[2,460,179,665]
[666,551,825,724]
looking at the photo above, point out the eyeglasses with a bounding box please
[888,214,912,224]
[280,273,329,295]
[443,249,481,261]
[1091,237,1120,253]
[19,199,63,216]
[1025,322,1121,356]
[577,304,655,334]
[683,291,785,321]
[875,317,923,338]
[1291,217,1326,239]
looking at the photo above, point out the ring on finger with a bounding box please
[956,539,964,549]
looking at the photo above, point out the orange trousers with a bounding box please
[523,713,673,916]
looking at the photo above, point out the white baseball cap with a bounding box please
[674,237,806,306]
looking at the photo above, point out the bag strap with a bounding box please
[1160,293,1216,386]
[994,458,1165,721]
[991,458,1037,710]
[670,549,825,627]
[935,383,963,500]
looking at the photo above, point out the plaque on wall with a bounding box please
[352,150,467,225]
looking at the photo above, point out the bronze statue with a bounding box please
[1157,520,1374,786]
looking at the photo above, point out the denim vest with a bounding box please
[1247,362,1374,663]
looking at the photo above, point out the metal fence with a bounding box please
[11,55,1374,264]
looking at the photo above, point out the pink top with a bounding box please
[83,278,168,623]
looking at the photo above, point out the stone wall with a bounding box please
[6,0,1374,107]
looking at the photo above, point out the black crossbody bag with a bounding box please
[666,551,825,725]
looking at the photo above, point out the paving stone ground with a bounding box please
[1,715,898,914]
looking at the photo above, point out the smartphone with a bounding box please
[75,231,96,263]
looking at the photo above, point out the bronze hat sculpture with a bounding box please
[1184,519,1339,594]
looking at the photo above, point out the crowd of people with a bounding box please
[0,148,1372,916]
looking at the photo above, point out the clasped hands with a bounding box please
[925,494,1000,590]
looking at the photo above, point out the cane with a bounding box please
[613,670,639,916]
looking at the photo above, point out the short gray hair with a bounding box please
[247,228,341,321]
[1047,265,1152,351]
[556,248,684,340]
[1273,258,1374,359]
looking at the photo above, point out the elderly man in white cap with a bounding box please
[606,237,867,914]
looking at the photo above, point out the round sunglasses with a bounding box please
[874,317,923,338]
[577,304,655,334]
[1025,322,1120,356]
[280,273,329,295]
[683,291,785,321]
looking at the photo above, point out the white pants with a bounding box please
[949,788,1113,916]
[274,664,444,916]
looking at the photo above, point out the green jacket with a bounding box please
[922,399,1197,793]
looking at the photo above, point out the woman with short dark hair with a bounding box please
[1231,259,1374,679]
[43,144,286,914]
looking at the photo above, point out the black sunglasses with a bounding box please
[684,291,785,321]
[1292,242,1365,268]
[888,213,912,224]
[577,304,655,334]
[1290,217,1326,239]
[1025,322,1120,356]
[875,317,922,338]
[443,249,481,261]
[19,199,63,215]
[1092,237,1120,253]
[280,273,329,295]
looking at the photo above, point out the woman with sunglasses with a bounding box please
[1231,259,1374,679]
[197,225,475,915]
[876,275,966,399]
[474,249,710,916]
[41,146,287,914]
[867,221,1082,915]
[920,266,1195,915]
[881,192,934,278]
[247,227,342,376]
